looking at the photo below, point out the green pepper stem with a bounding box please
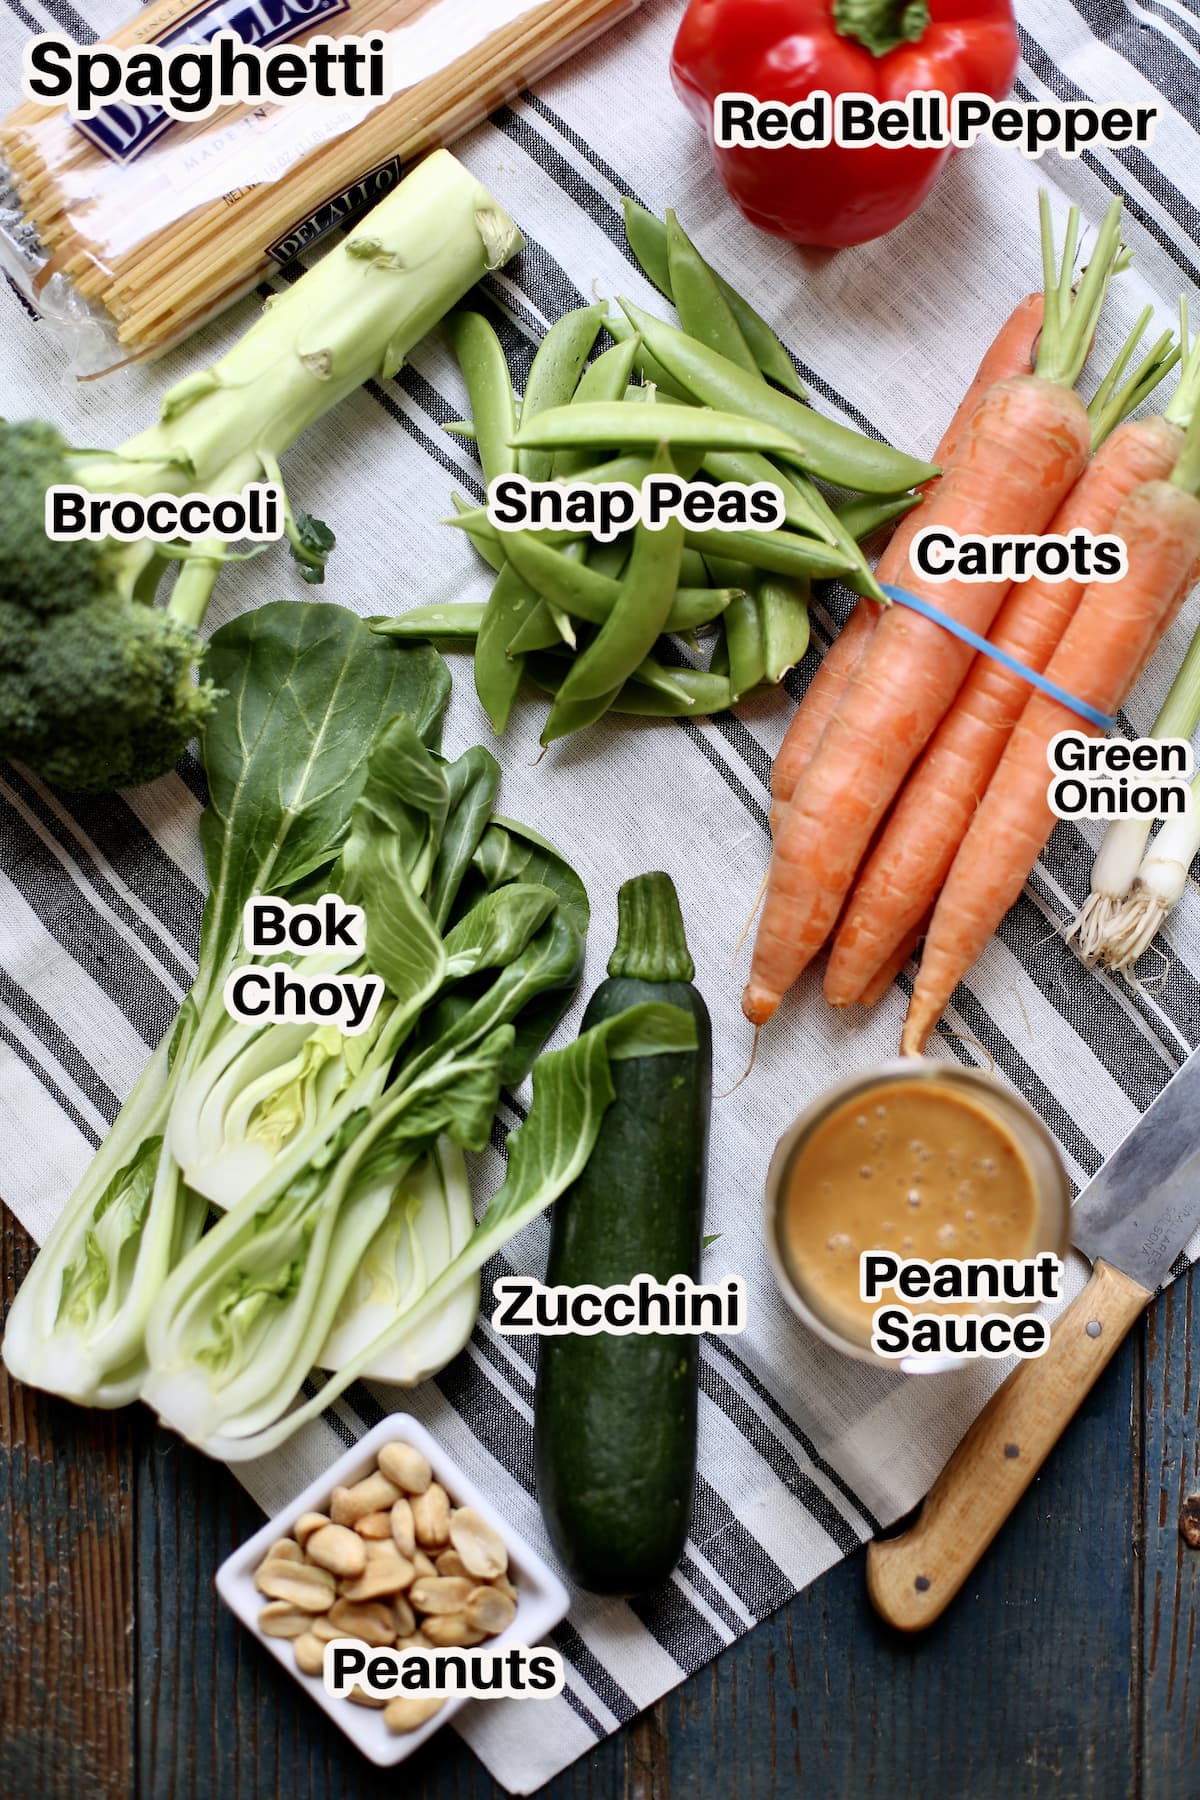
[608,872,695,982]
[833,0,930,57]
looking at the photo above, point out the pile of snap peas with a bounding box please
[374,202,936,745]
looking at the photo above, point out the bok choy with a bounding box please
[3,599,696,1464]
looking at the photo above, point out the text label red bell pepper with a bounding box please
[671,0,1020,248]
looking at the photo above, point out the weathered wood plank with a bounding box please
[0,1202,136,1800]
[1141,1264,1200,1799]
[642,1333,1140,1800]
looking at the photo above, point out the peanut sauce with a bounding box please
[779,1079,1038,1348]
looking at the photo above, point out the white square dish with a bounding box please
[215,1412,571,1766]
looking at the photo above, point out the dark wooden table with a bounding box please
[1,1199,1196,1799]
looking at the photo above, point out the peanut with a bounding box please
[465,1585,516,1636]
[409,1576,473,1615]
[257,1602,311,1639]
[411,1549,438,1581]
[262,1537,304,1565]
[384,1695,444,1734]
[330,1472,400,1525]
[347,1684,387,1709]
[411,1482,451,1548]
[421,1614,487,1648]
[292,1633,326,1676]
[255,1562,336,1612]
[327,1598,397,1647]
[339,1545,414,1603]
[436,1549,470,1579]
[292,1513,328,1550]
[392,1594,417,1638]
[309,1616,342,1644]
[378,1441,432,1495]
[306,1523,367,1580]
[390,1497,416,1557]
[355,1510,393,1541]
[448,1507,508,1581]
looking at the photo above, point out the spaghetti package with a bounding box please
[0,0,644,370]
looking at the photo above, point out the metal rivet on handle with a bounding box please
[1004,1444,1020,1459]
[1086,1320,1103,1339]
[914,1575,931,1592]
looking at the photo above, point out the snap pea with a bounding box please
[507,531,740,635]
[373,603,485,640]
[588,535,631,580]
[776,463,884,601]
[555,445,684,704]
[518,302,607,480]
[475,561,541,732]
[553,337,642,478]
[679,546,710,587]
[709,630,730,679]
[618,659,734,716]
[605,308,692,401]
[541,684,622,743]
[701,450,836,543]
[837,489,923,543]
[683,527,852,582]
[621,197,808,401]
[508,602,574,655]
[757,576,812,682]
[450,492,506,572]
[529,652,734,723]
[722,592,767,700]
[619,299,940,495]
[446,310,518,486]
[448,511,582,549]
[511,401,809,459]
[665,209,758,376]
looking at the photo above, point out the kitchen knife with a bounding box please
[866,1047,1200,1631]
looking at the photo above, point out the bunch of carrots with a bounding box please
[747,194,1200,1055]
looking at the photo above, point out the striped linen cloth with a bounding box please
[3,0,1200,1788]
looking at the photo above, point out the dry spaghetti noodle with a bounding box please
[0,0,642,366]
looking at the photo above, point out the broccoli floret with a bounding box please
[0,422,221,790]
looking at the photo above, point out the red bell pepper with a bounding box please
[671,0,1020,248]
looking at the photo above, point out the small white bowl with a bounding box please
[215,1412,570,1766]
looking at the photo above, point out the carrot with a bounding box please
[769,293,1045,824]
[825,411,1182,1008]
[857,909,932,1008]
[902,473,1200,1055]
[746,373,1093,1021]
[744,197,1124,1026]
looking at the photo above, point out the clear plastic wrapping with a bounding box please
[0,0,644,371]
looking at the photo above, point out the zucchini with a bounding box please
[534,872,711,1594]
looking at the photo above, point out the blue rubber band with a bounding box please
[880,584,1118,732]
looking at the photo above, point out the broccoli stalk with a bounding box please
[0,150,523,791]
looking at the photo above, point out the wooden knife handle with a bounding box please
[866,1259,1150,1631]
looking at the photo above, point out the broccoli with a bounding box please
[0,151,522,791]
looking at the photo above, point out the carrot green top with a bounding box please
[1086,306,1179,449]
[1033,193,1127,390]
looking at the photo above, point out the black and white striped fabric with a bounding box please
[3,1,1199,1789]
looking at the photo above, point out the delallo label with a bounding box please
[266,155,403,262]
[74,0,351,164]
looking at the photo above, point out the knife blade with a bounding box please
[867,1049,1200,1631]
[1070,1045,1200,1289]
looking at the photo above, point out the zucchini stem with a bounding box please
[609,873,695,982]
